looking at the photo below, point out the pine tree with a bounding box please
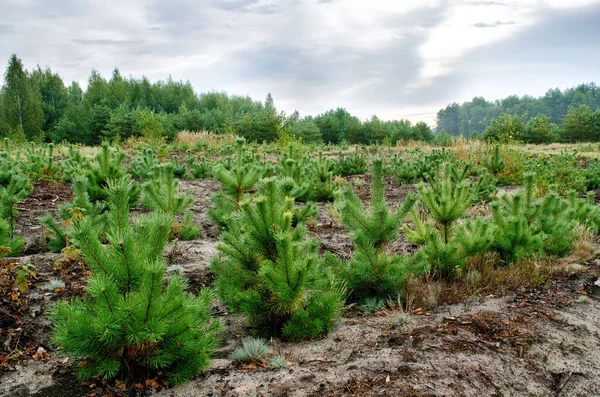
[404,162,494,279]
[0,54,44,140]
[50,179,220,385]
[86,142,139,205]
[129,148,159,181]
[208,138,261,230]
[61,145,91,183]
[335,150,368,176]
[141,163,193,215]
[170,155,187,178]
[140,163,199,240]
[41,177,107,253]
[310,152,337,202]
[568,191,600,233]
[0,172,31,238]
[211,177,342,340]
[483,145,505,176]
[324,158,422,303]
[187,156,213,179]
[0,217,25,257]
[23,142,58,181]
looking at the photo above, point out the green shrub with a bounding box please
[50,179,220,385]
[211,177,342,340]
[325,158,422,303]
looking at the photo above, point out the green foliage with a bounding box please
[61,146,90,183]
[141,163,193,215]
[0,218,25,257]
[0,54,44,140]
[490,173,579,262]
[187,156,213,179]
[532,151,586,196]
[208,139,261,230]
[170,155,187,178]
[405,163,493,279]
[129,149,159,180]
[325,159,421,302]
[491,195,543,264]
[86,142,139,205]
[568,191,600,233]
[40,177,107,253]
[22,143,59,181]
[483,114,525,143]
[176,211,202,240]
[0,171,31,236]
[584,159,600,190]
[50,179,220,385]
[311,152,337,202]
[335,151,368,176]
[524,114,559,144]
[483,145,505,176]
[276,149,314,202]
[211,177,342,340]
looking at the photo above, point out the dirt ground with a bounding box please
[2,177,600,397]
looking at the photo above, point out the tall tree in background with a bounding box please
[0,54,44,140]
[30,65,69,133]
[562,105,594,142]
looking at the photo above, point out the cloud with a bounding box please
[472,20,516,28]
[0,0,598,126]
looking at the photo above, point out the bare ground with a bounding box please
[2,178,600,397]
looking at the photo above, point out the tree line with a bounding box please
[0,54,433,145]
[436,83,600,142]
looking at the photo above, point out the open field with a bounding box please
[1,138,600,396]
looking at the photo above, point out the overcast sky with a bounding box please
[1,0,599,125]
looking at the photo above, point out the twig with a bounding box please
[555,371,574,396]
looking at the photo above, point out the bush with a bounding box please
[325,158,423,303]
[50,179,220,385]
[211,177,342,340]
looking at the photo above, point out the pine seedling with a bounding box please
[211,177,342,340]
[129,148,159,180]
[61,146,91,183]
[324,158,422,303]
[174,211,202,240]
[50,179,221,385]
[335,151,368,176]
[40,178,108,253]
[404,163,493,279]
[170,155,187,178]
[311,152,337,202]
[208,138,261,230]
[187,156,213,179]
[23,143,58,182]
[491,173,578,262]
[141,163,193,215]
[86,142,139,206]
[568,191,600,233]
[389,155,420,184]
[0,173,32,237]
[0,218,25,257]
[484,145,505,176]
[491,195,543,263]
[276,157,314,202]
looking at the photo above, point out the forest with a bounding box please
[2,54,600,147]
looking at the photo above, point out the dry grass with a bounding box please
[176,130,239,148]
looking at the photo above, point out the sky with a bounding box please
[0,0,599,126]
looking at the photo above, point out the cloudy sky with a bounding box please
[1,0,599,125]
